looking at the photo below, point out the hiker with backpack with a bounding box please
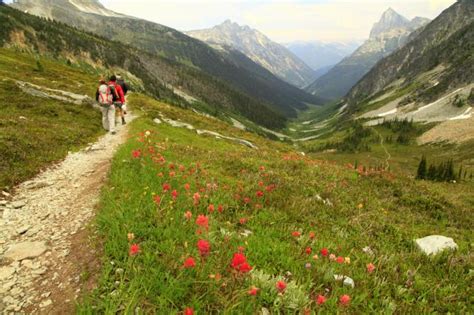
[116,74,129,114]
[96,79,116,134]
[108,75,126,125]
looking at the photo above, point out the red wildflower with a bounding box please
[163,183,171,192]
[305,247,312,255]
[208,204,215,213]
[367,263,375,273]
[193,192,201,205]
[171,190,179,199]
[316,295,327,305]
[231,253,247,268]
[195,215,209,230]
[259,166,265,171]
[183,257,196,269]
[153,195,161,205]
[217,205,224,213]
[157,172,163,177]
[238,262,252,273]
[230,252,252,273]
[169,171,176,177]
[256,190,264,198]
[179,165,186,172]
[292,231,301,238]
[184,307,194,315]
[309,231,316,239]
[320,248,329,256]
[184,211,192,220]
[258,181,264,187]
[132,150,141,159]
[265,184,275,192]
[339,294,351,306]
[336,256,345,264]
[243,197,251,204]
[239,217,248,225]
[169,163,175,169]
[197,239,210,256]
[129,244,140,256]
[184,183,191,191]
[276,280,287,293]
[248,286,259,296]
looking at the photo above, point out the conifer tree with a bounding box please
[416,155,427,179]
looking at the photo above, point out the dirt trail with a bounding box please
[0,112,136,313]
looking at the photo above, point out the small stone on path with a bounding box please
[0,266,15,280]
[4,241,47,261]
[12,201,26,209]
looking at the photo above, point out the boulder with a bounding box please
[415,235,458,255]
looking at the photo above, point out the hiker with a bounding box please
[116,74,129,115]
[108,75,126,125]
[96,79,116,134]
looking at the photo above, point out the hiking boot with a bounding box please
[122,117,126,125]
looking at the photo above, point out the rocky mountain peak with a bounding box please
[370,8,410,38]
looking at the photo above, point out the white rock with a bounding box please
[334,274,355,288]
[4,241,47,261]
[415,235,458,255]
[343,277,355,288]
[153,118,162,124]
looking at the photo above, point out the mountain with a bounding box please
[186,20,316,88]
[345,0,474,122]
[305,8,430,101]
[10,0,323,117]
[0,4,289,129]
[284,41,360,72]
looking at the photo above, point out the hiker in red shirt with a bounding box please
[108,75,126,125]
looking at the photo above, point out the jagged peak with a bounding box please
[370,7,410,38]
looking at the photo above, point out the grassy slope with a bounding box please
[79,94,473,313]
[0,48,103,189]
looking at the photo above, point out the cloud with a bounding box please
[100,0,455,42]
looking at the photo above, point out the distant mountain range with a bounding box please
[346,0,474,120]
[306,8,431,101]
[10,0,323,118]
[186,20,315,88]
[284,41,361,73]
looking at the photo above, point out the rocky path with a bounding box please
[0,113,136,313]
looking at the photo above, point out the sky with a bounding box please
[7,0,457,43]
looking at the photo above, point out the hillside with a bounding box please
[74,93,471,313]
[346,0,474,115]
[0,5,290,129]
[10,0,323,116]
[305,8,430,101]
[186,20,315,88]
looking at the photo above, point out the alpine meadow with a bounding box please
[0,0,472,314]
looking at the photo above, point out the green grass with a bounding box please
[79,94,473,314]
[0,48,103,190]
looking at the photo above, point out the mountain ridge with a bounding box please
[305,8,430,101]
[186,20,316,88]
[346,0,474,113]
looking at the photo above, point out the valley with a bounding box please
[0,0,472,313]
